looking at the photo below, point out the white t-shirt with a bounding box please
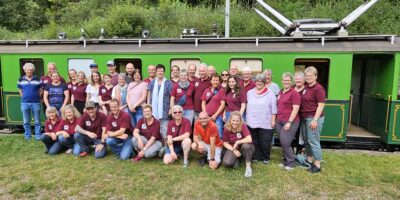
[85,84,99,103]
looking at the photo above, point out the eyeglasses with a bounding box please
[221,74,229,76]
[173,111,182,114]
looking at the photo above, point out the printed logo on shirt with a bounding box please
[142,124,147,129]
[172,127,175,133]
[64,125,69,130]
[102,89,106,93]
[236,132,242,139]
[233,93,236,98]
[206,92,211,97]
[68,84,72,89]
[85,121,91,126]
[195,82,199,87]
[44,80,48,84]
[303,90,306,95]
[177,89,182,93]
[48,125,53,130]
[73,86,77,91]
[112,122,117,127]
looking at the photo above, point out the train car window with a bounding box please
[114,59,142,75]
[68,58,95,79]
[170,59,201,77]
[20,59,44,78]
[230,59,262,76]
[294,59,330,94]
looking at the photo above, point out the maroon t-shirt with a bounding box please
[135,117,162,141]
[300,83,326,118]
[240,80,255,95]
[201,87,226,116]
[44,118,61,133]
[171,82,195,110]
[110,73,119,86]
[98,85,113,102]
[171,79,179,88]
[41,75,66,87]
[106,111,133,135]
[277,88,301,123]
[193,77,212,112]
[71,83,88,102]
[225,90,247,112]
[167,118,191,145]
[78,112,107,139]
[56,117,79,135]
[67,81,75,93]
[222,123,251,146]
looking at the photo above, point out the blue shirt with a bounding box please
[44,83,68,106]
[17,75,42,103]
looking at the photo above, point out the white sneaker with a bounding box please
[244,167,252,178]
[278,163,285,169]
[183,160,189,168]
[284,166,295,171]
[158,147,165,158]
[65,149,72,154]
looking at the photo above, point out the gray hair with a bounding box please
[281,72,293,80]
[199,63,208,68]
[263,69,272,76]
[23,63,35,71]
[180,69,188,76]
[45,106,59,118]
[118,73,126,79]
[242,66,252,73]
[254,73,266,83]
[172,105,184,113]
[305,66,318,76]
[294,71,305,79]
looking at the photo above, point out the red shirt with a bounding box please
[78,112,107,139]
[41,75,66,87]
[300,83,326,118]
[98,85,113,102]
[56,117,79,135]
[201,87,226,116]
[44,118,61,133]
[135,117,162,141]
[240,80,255,95]
[110,73,119,86]
[193,120,222,147]
[71,83,88,102]
[225,90,247,112]
[193,77,211,112]
[171,82,195,110]
[277,88,301,123]
[167,118,191,145]
[222,123,251,146]
[106,111,133,135]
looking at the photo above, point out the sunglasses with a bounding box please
[173,111,182,114]
[221,74,229,76]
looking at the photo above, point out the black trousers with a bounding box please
[73,101,86,114]
[248,126,273,161]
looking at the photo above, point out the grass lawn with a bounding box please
[0,134,399,199]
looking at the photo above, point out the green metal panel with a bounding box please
[320,100,349,142]
[388,101,400,144]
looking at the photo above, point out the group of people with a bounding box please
[18,60,325,177]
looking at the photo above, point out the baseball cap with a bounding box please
[85,101,96,109]
[89,63,98,68]
[106,60,114,66]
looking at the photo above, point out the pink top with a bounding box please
[127,81,148,106]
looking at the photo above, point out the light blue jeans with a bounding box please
[21,102,41,140]
[128,106,143,128]
[301,117,325,161]
[215,115,224,139]
[183,109,194,125]
[106,135,133,160]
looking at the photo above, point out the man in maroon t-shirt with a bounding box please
[131,104,163,162]
[193,64,211,121]
[106,60,119,86]
[74,101,107,158]
[163,105,192,167]
[105,99,133,160]
[143,65,156,84]
[240,67,255,95]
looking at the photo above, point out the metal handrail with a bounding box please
[385,95,392,133]
[348,95,353,129]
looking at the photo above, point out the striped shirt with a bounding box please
[17,75,42,103]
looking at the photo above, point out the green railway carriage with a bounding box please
[0,35,399,146]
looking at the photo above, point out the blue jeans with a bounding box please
[40,134,56,152]
[106,136,133,160]
[21,102,41,140]
[128,106,143,128]
[301,117,325,161]
[48,134,80,156]
[215,115,224,139]
[183,109,194,125]
[74,133,107,159]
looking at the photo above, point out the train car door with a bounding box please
[349,54,395,140]
[114,59,142,75]
[0,57,3,118]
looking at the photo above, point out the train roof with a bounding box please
[0,35,399,54]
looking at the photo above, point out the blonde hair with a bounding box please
[224,111,243,133]
[142,104,152,111]
[305,66,318,76]
[45,106,59,118]
[61,104,81,120]
[77,71,88,84]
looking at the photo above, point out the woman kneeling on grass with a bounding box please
[50,105,81,155]
[222,111,255,178]
[40,106,61,153]
[163,105,192,167]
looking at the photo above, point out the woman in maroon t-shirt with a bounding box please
[170,69,195,125]
[71,71,88,114]
[223,75,247,122]
[220,70,229,91]
[293,71,306,155]
[222,111,255,178]
[98,74,114,115]
[53,105,81,155]
[40,106,61,153]
[67,69,77,101]
[300,66,326,173]
[276,72,301,171]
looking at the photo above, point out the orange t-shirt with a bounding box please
[193,120,222,147]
